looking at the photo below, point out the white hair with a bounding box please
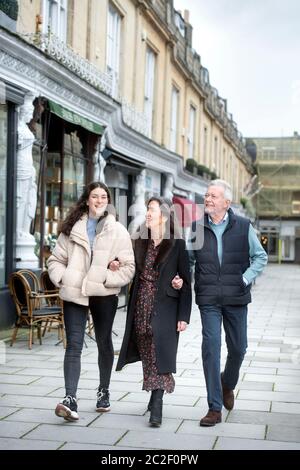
[209,179,233,201]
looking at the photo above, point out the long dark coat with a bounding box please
[116,236,192,374]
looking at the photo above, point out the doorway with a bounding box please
[295,238,300,263]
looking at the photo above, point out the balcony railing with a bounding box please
[121,99,149,137]
[20,31,150,136]
[21,32,113,97]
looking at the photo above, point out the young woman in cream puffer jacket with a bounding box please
[48,181,135,422]
[48,212,135,305]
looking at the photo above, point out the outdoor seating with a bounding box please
[8,271,65,349]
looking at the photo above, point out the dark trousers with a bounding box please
[63,295,118,397]
[199,304,248,411]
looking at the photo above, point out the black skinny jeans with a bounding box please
[63,295,118,397]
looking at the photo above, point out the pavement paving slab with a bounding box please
[1,264,300,451]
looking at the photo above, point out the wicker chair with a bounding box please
[40,270,59,305]
[9,271,65,349]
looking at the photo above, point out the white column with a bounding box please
[93,130,107,183]
[15,93,39,268]
[163,173,174,200]
[128,169,146,236]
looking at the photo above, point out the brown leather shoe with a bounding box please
[221,372,234,410]
[199,410,222,427]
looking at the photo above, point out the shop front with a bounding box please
[30,98,104,267]
[0,101,7,288]
[0,81,25,328]
[103,147,145,227]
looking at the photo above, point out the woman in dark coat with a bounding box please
[116,197,192,427]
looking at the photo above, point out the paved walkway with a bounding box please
[1,263,300,450]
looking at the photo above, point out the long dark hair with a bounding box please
[146,196,180,239]
[59,182,112,236]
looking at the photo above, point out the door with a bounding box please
[295,238,300,263]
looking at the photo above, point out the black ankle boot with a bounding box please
[147,392,153,412]
[149,389,163,427]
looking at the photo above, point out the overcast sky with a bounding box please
[174,0,300,137]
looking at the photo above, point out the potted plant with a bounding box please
[197,164,212,179]
[185,158,198,175]
[197,164,206,176]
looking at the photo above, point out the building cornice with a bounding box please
[0,29,114,125]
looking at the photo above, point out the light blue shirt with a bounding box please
[87,217,98,249]
[208,212,268,285]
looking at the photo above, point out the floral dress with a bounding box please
[134,240,175,393]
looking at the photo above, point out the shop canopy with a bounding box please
[48,99,104,135]
[102,147,145,173]
[172,196,203,227]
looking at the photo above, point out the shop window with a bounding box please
[0,104,7,287]
[261,232,278,256]
[31,106,98,266]
[284,237,290,258]
[45,150,61,241]
[44,131,86,241]
[38,153,86,263]
[62,151,85,219]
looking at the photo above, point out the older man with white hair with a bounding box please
[193,179,267,427]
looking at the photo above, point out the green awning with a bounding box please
[48,100,104,135]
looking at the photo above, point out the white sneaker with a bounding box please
[55,395,79,421]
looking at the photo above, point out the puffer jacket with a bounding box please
[47,214,135,306]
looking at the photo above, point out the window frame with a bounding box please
[188,105,196,159]
[144,46,156,138]
[106,3,122,98]
[203,126,208,166]
[170,85,179,152]
[4,102,18,284]
[42,0,67,41]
